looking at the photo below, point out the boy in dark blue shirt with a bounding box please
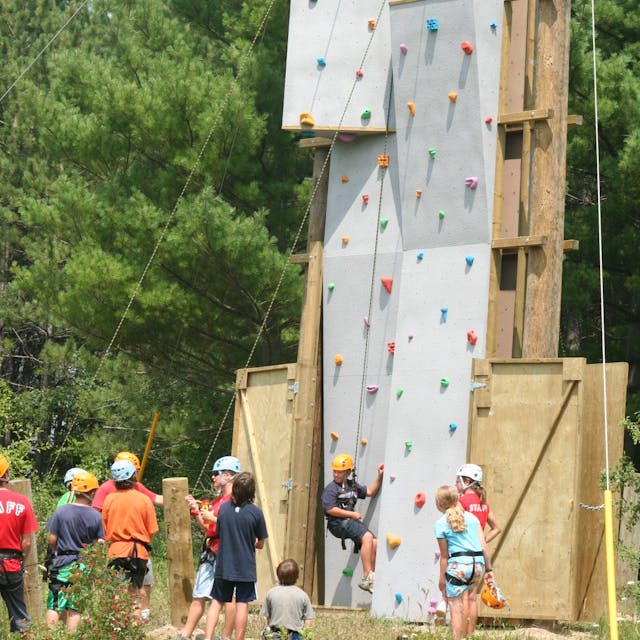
[203,471,267,640]
[321,453,383,593]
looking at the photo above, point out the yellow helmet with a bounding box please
[114,451,140,470]
[481,582,507,609]
[0,455,9,478]
[71,471,100,494]
[332,453,354,471]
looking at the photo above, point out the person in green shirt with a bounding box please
[56,467,87,509]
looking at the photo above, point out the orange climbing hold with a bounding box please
[334,354,344,366]
[299,112,315,126]
[330,431,340,441]
[407,101,416,116]
[361,438,368,446]
[448,92,458,103]
[368,19,376,30]
[381,277,393,293]
[341,236,350,245]
[341,175,349,183]
[377,154,390,167]
[416,189,422,198]
[386,533,402,549]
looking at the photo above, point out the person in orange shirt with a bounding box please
[101,459,158,618]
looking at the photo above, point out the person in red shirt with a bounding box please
[455,464,501,543]
[176,455,241,640]
[0,454,39,633]
[102,459,158,619]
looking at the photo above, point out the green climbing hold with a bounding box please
[361,108,372,119]
[342,567,354,576]
[328,283,335,291]
[380,218,389,229]
[405,441,413,452]
[396,388,404,398]
[439,210,446,219]
[440,377,450,387]
[428,148,436,158]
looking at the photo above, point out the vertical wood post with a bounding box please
[163,477,194,628]
[285,146,328,596]
[523,0,572,357]
[10,479,41,621]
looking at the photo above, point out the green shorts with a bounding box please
[47,563,77,612]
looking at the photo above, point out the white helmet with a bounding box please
[212,456,241,474]
[456,463,483,484]
[111,459,137,482]
[64,467,87,488]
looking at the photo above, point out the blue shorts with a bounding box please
[445,561,484,598]
[327,517,373,545]
[193,555,216,599]
[211,579,256,603]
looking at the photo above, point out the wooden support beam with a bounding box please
[563,239,579,251]
[498,107,553,125]
[492,235,547,250]
[512,247,527,356]
[287,147,328,596]
[289,253,312,264]
[568,115,583,126]
[299,137,333,149]
[163,477,194,628]
[10,479,40,621]
[283,125,395,135]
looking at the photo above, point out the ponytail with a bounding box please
[446,503,467,533]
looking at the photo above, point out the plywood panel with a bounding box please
[469,359,586,620]
[233,365,297,594]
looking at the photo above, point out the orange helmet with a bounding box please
[332,453,354,471]
[114,451,140,470]
[0,455,9,478]
[481,582,507,609]
[71,471,100,494]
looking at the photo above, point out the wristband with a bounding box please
[485,567,493,572]
[190,509,200,516]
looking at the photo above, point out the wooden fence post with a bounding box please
[163,477,195,628]
[10,479,41,621]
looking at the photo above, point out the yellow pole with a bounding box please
[604,490,619,640]
[139,411,160,482]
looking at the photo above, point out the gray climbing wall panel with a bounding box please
[283,0,502,618]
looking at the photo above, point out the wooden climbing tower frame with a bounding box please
[486,0,577,360]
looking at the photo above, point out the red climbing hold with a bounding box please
[461,41,474,55]
[381,277,393,293]
[415,492,426,508]
[467,330,478,345]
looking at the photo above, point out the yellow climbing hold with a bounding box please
[387,533,402,549]
[407,101,416,116]
[299,112,315,126]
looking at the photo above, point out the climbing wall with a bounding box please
[283,0,502,618]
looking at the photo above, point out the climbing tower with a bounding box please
[272,0,628,622]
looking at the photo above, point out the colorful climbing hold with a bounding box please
[362,194,369,205]
[341,236,350,245]
[395,593,403,605]
[490,21,498,30]
[448,91,458,103]
[366,384,379,394]
[363,316,370,327]
[416,189,422,198]
[341,175,349,183]
[299,112,315,127]
[387,341,395,354]
[417,252,424,261]
[414,492,426,508]
[484,115,493,124]
[381,276,393,293]
[356,69,364,78]
[405,441,413,452]
[327,282,335,291]
[465,256,475,266]
[380,218,389,230]
[438,210,446,219]
[361,438,368,446]
[467,330,478,345]
[330,431,339,441]
[342,567,354,576]
[449,422,458,432]
[465,176,479,189]
[368,19,376,30]
[334,354,343,366]
[399,43,408,55]
[460,41,474,55]
[390,475,396,482]
[441,307,448,321]
[407,101,416,116]
[434,550,441,559]
[426,18,439,31]
[396,388,404,398]
[317,56,327,67]
[339,132,357,142]
[440,377,450,388]
[378,154,390,167]
[387,533,402,549]
[408,334,414,341]
[428,148,436,159]
[361,108,372,120]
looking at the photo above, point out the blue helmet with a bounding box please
[111,459,136,482]
[212,456,241,474]
[64,467,87,488]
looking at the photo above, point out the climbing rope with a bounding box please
[0,0,90,104]
[48,0,281,477]
[579,502,605,511]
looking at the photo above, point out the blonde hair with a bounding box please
[436,485,466,533]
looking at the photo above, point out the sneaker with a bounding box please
[358,571,374,593]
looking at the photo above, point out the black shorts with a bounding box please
[327,517,373,544]
[108,557,148,589]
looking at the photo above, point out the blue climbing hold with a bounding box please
[317,56,326,67]
[395,593,403,604]
[465,256,475,266]
[417,252,424,261]
[426,18,439,31]
[449,423,458,432]
[440,307,448,321]
[490,21,498,30]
